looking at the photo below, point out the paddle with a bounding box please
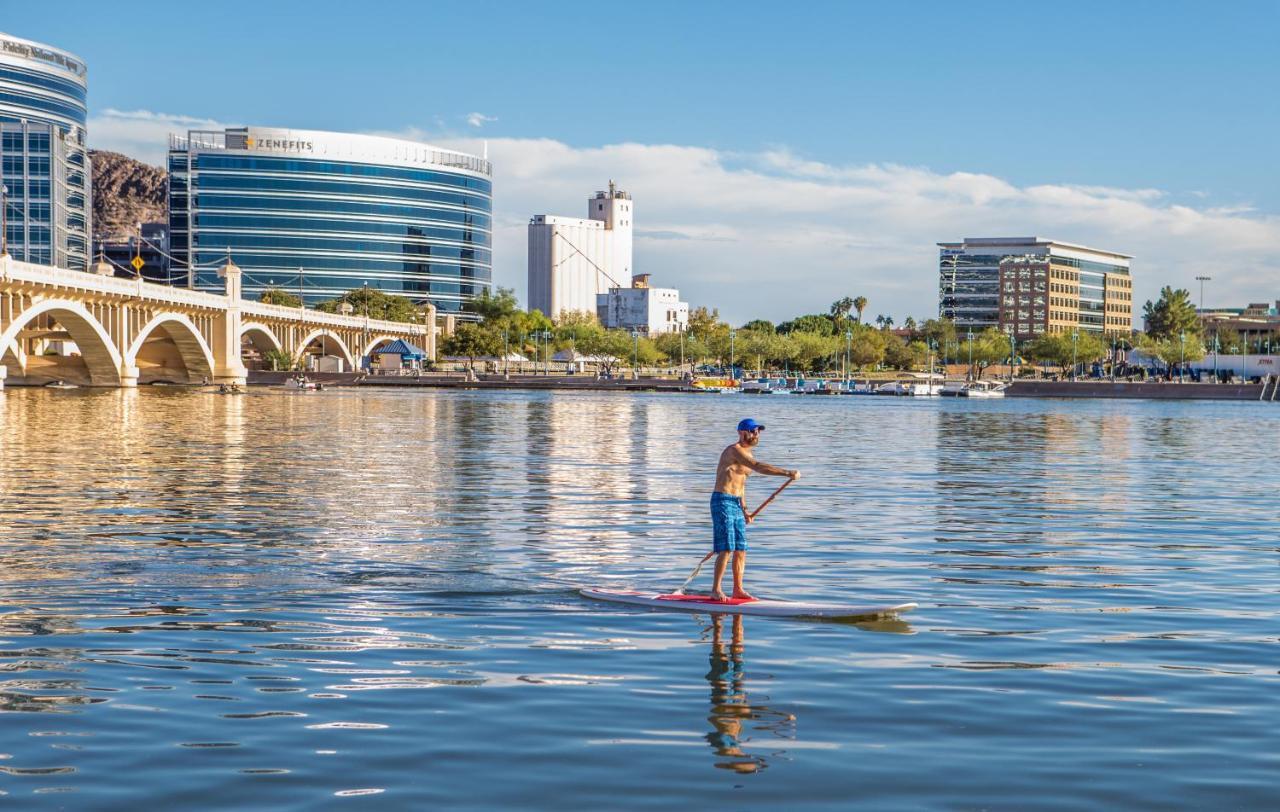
[672,476,796,595]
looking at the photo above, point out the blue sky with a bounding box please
[7,0,1279,321]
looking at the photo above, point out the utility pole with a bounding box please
[0,184,8,257]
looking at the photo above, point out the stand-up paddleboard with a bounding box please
[580,588,917,620]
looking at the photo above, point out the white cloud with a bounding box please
[86,111,1280,323]
[465,112,497,128]
[88,108,240,166]
[423,135,1280,323]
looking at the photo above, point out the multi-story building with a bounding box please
[96,221,171,283]
[597,274,688,335]
[167,126,492,314]
[1197,301,1280,339]
[0,32,90,271]
[528,181,633,319]
[939,237,1133,339]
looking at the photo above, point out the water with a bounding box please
[0,387,1275,809]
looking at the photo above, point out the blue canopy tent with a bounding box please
[367,338,427,370]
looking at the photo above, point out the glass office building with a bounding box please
[0,32,90,271]
[168,127,492,313]
[939,237,1132,339]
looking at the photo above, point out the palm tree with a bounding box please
[884,315,895,330]
[853,296,868,324]
[875,314,887,330]
[830,296,854,319]
[904,316,917,333]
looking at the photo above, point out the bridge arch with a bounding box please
[241,322,283,355]
[0,299,122,385]
[294,328,355,370]
[361,334,404,358]
[125,313,216,382]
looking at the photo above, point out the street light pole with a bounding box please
[1,184,8,258]
[1008,332,1016,383]
[1179,331,1186,383]
[1064,327,1075,379]
[729,329,736,379]
[966,330,974,381]
[845,329,852,381]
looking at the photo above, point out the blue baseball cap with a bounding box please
[737,418,765,433]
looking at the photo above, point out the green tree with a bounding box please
[790,331,840,372]
[852,296,868,324]
[1142,286,1200,340]
[687,306,726,343]
[968,328,1014,378]
[1138,333,1206,372]
[465,286,522,323]
[261,348,298,371]
[260,288,302,308]
[317,287,419,322]
[778,314,834,336]
[903,316,918,334]
[846,324,887,370]
[829,297,854,320]
[741,319,775,334]
[920,318,958,353]
[442,323,502,369]
[883,335,926,370]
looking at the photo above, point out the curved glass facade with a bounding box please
[0,33,90,271]
[168,128,492,314]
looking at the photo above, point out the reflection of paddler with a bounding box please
[704,614,796,774]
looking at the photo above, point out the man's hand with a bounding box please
[744,511,753,524]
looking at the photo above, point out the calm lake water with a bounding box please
[0,387,1276,809]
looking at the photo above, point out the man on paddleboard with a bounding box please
[709,418,799,602]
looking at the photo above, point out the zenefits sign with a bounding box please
[245,136,314,153]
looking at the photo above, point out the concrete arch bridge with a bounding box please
[0,256,433,388]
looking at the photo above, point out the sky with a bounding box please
[7,0,1279,323]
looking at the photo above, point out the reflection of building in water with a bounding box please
[704,614,795,773]
[523,394,676,567]
[934,408,1138,560]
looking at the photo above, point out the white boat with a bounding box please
[940,380,968,397]
[876,373,943,396]
[729,377,793,394]
[961,380,1007,398]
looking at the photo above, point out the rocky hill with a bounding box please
[89,150,167,241]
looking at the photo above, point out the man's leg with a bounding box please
[710,552,731,601]
[731,550,753,600]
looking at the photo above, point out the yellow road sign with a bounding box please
[131,255,144,272]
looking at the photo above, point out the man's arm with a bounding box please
[737,447,799,479]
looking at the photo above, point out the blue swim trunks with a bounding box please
[710,492,748,552]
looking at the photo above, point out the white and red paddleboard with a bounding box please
[580,588,917,620]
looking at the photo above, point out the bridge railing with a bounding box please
[1,257,229,309]
[241,300,427,336]
[1,257,425,337]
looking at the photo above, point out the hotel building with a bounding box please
[528,181,633,319]
[938,237,1133,339]
[168,126,492,314]
[0,32,90,271]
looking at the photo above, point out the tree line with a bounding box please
[261,284,1280,377]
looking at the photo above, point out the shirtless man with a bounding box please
[709,418,799,601]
